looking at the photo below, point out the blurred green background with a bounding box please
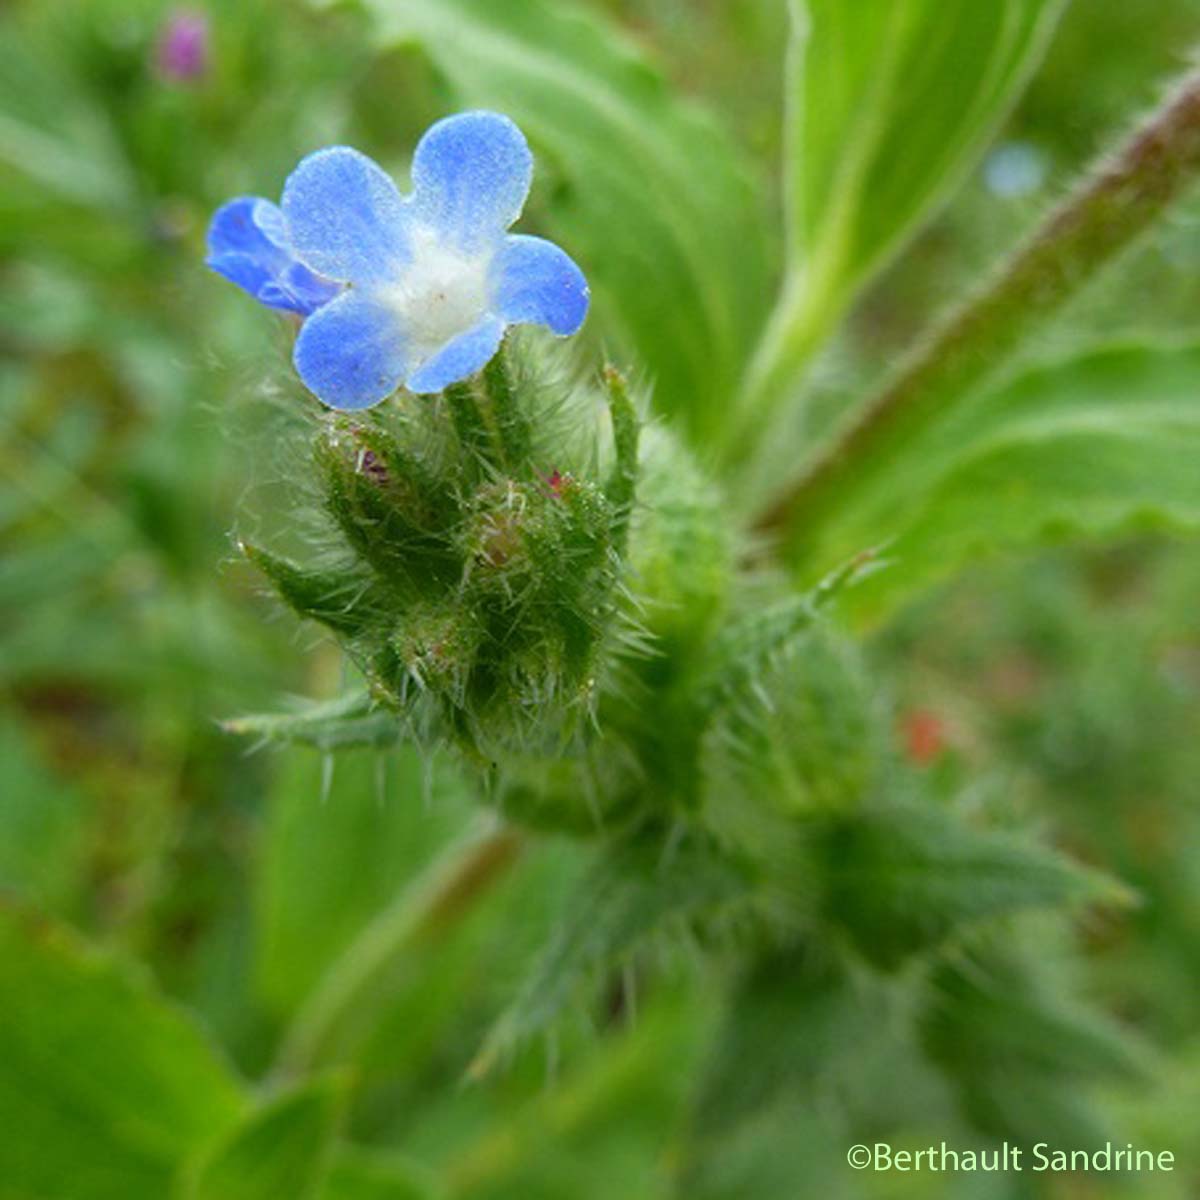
[2,1,1199,1197]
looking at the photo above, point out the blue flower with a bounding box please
[207,111,590,410]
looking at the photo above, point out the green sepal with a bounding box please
[481,345,534,470]
[221,691,402,751]
[314,420,459,596]
[241,541,382,637]
[601,365,639,552]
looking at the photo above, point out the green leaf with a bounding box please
[182,1080,342,1200]
[475,831,752,1072]
[256,746,468,1015]
[0,904,245,1199]
[922,942,1149,1145]
[812,343,1200,620]
[822,803,1133,969]
[449,987,712,1200]
[733,0,1065,455]
[681,948,901,1200]
[690,949,860,1140]
[339,0,771,446]
[789,0,1062,344]
[223,691,402,752]
[319,1148,442,1200]
[0,10,133,214]
[0,713,86,911]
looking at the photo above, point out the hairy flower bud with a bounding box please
[247,342,639,762]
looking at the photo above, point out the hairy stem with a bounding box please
[273,818,523,1079]
[753,63,1200,556]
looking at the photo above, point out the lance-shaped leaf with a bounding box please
[222,691,402,751]
[474,830,753,1073]
[681,948,903,1200]
[812,343,1200,620]
[787,0,1061,354]
[799,0,1061,298]
[822,803,1134,969]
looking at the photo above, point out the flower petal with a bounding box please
[257,261,342,315]
[283,147,410,285]
[206,196,288,302]
[410,112,532,251]
[206,197,338,315]
[293,290,411,411]
[406,316,506,395]
[207,250,277,307]
[207,196,286,259]
[490,235,589,336]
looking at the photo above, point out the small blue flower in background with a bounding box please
[206,111,590,410]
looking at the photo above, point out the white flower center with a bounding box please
[380,225,490,364]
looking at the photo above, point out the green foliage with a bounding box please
[6,0,1200,1195]
[799,342,1200,619]
[788,0,1064,336]
[255,747,467,1015]
[921,939,1149,1147]
[0,904,245,1198]
[224,692,403,751]
[689,948,867,1142]
[183,1080,344,1200]
[736,0,1065,443]
[821,803,1132,969]
[478,829,752,1070]
[320,1149,442,1200]
[0,716,87,910]
[681,947,908,1200]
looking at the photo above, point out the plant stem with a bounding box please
[272,818,523,1079]
[752,63,1200,557]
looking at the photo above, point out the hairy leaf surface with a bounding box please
[477,832,752,1068]
[797,343,1200,618]
[824,804,1132,968]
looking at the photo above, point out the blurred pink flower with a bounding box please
[156,9,210,83]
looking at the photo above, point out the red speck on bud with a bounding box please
[902,708,946,766]
[545,468,570,498]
